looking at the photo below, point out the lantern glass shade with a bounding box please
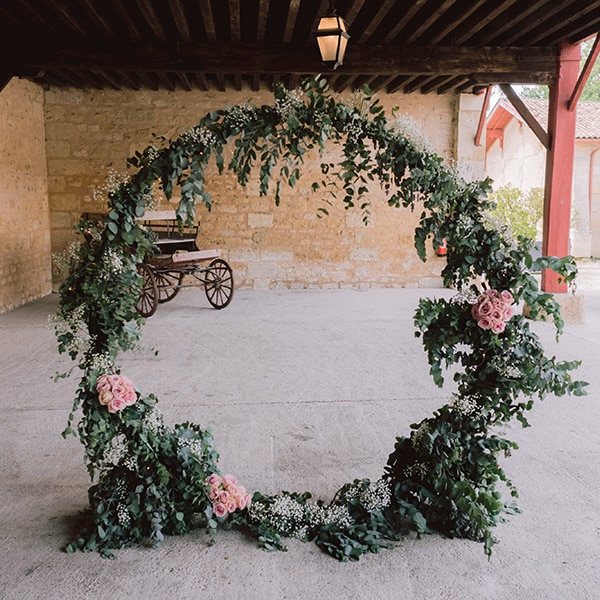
[315,14,349,69]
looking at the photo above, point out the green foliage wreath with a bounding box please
[54,77,586,560]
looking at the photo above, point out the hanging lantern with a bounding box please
[314,1,350,70]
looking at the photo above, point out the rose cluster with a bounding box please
[96,373,137,413]
[206,473,251,518]
[471,289,514,333]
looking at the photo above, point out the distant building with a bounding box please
[486,98,600,257]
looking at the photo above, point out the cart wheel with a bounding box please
[135,263,158,317]
[155,270,183,303]
[205,258,234,309]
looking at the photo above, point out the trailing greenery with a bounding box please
[54,76,586,560]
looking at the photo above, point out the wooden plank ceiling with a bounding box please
[1,0,599,95]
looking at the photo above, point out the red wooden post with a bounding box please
[541,42,581,292]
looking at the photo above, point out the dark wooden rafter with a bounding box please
[358,0,396,43]
[176,71,193,91]
[381,0,428,45]
[229,0,241,43]
[257,0,270,42]
[403,0,459,45]
[192,72,209,91]
[96,70,123,90]
[156,71,176,91]
[167,0,191,43]
[117,70,142,90]
[387,75,412,94]
[499,83,550,149]
[436,75,470,94]
[344,0,368,27]
[450,0,521,44]
[532,11,600,46]
[37,0,88,37]
[135,0,167,41]
[4,0,63,38]
[283,0,301,44]
[474,0,550,45]
[502,0,591,45]
[420,75,453,94]
[199,0,217,43]
[427,0,489,45]
[107,0,142,40]
[79,0,115,37]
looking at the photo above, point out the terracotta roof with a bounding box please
[488,97,600,141]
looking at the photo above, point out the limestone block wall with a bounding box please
[43,87,463,290]
[0,79,51,313]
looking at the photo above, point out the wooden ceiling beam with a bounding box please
[38,0,88,37]
[473,0,548,45]
[427,0,488,45]
[199,0,217,43]
[18,43,556,82]
[450,0,520,44]
[257,0,269,42]
[402,0,458,45]
[135,0,168,41]
[358,0,396,43]
[436,75,470,94]
[528,8,600,46]
[229,0,241,43]
[107,0,142,40]
[79,0,115,37]
[167,0,191,43]
[283,0,301,44]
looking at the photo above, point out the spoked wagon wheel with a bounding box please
[154,270,183,303]
[205,258,234,309]
[135,263,158,317]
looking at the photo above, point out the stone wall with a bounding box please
[0,79,51,313]
[43,86,473,290]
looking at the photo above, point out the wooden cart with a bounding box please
[135,211,234,317]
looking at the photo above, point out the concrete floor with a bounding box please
[1,283,599,600]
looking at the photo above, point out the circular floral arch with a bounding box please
[55,77,585,560]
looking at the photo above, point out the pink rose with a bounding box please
[98,389,113,406]
[108,374,121,386]
[500,290,514,304]
[213,502,228,518]
[208,489,219,501]
[108,396,127,413]
[120,375,134,388]
[207,473,222,487]
[226,500,237,513]
[223,474,238,486]
[491,319,506,334]
[471,305,480,320]
[487,289,500,300]
[219,490,230,503]
[476,298,493,317]
[123,390,137,406]
[243,494,252,509]
[237,495,248,510]
[503,306,513,320]
[96,375,111,391]
[491,308,503,321]
[111,384,125,398]
[478,316,493,330]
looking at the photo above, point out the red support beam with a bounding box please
[541,42,581,293]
